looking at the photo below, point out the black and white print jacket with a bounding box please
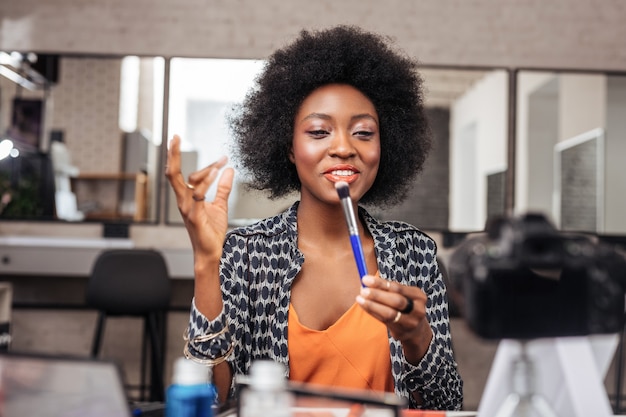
[187,202,463,410]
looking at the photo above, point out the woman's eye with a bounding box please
[354,130,374,138]
[308,130,329,137]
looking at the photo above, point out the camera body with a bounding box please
[450,213,626,340]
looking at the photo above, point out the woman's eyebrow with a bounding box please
[301,112,331,122]
[300,113,378,123]
[351,113,378,124]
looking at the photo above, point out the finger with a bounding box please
[165,136,195,210]
[165,135,189,193]
[187,155,229,185]
[356,291,402,324]
[360,277,426,321]
[213,167,235,210]
[358,285,410,318]
[361,275,416,309]
[399,296,414,314]
[185,156,230,200]
[364,275,426,304]
[186,166,221,205]
[165,135,181,180]
[362,274,402,293]
[185,164,234,209]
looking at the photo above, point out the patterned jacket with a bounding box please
[187,202,463,410]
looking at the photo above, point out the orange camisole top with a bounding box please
[288,301,395,393]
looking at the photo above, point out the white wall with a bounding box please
[559,74,606,143]
[449,71,508,230]
[605,77,626,234]
[515,72,557,216]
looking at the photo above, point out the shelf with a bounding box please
[71,172,148,221]
[76,172,138,181]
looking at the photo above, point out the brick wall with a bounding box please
[1,0,626,71]
[381,107,450,230]
[50,57,122,173]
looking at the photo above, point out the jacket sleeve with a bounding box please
[406,254,463,410]
[391,230,463,410]
[186,233,248,366]
[186,298,233,360]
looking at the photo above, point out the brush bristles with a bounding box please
[334,181,350,199]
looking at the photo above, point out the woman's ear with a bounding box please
[288,147,295,163]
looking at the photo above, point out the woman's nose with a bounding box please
[328,131,356,157]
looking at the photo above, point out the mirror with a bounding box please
[515,70,626,235]
[165,57,296,226]
[166,58,295,226]
[0,52,164,223]
[12,53,622,235]
[381,68,509,232]
[165,58,509,233]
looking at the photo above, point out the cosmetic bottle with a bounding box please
[165,357,217,417]
[239,360,294,417]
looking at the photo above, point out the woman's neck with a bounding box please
[296,195,368,248]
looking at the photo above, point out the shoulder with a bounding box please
[225,202,299,243]
[360,208,438,253]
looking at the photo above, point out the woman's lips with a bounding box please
[323,167,359,183]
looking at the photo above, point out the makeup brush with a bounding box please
[335,181,368,286]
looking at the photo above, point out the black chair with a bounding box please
[86,249,171,402]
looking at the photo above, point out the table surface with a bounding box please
[0,235,195,279]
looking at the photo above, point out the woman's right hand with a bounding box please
[167,135,235,396]
[165,135,235,270]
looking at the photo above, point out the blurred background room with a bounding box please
[0,0,625,412]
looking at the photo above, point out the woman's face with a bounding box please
[290,83,380,205]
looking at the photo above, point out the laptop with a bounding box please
[0,351,133,417]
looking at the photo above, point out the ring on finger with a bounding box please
[400,296,414,314]
[192,194,205,202]
[185,182,195,190]
[392,311,402,324]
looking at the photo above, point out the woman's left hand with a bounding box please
[356,274,433,364]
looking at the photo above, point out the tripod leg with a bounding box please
[613,326,625,413]
[493,393,521,417]
[531,395,560,417]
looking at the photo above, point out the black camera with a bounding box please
[448,213,626,340]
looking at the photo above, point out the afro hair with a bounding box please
[229,25,431,208]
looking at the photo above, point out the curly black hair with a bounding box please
[229,25,431,208]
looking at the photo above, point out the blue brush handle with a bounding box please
[349,234,368,286]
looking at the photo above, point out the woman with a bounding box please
[166,25,463,410]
